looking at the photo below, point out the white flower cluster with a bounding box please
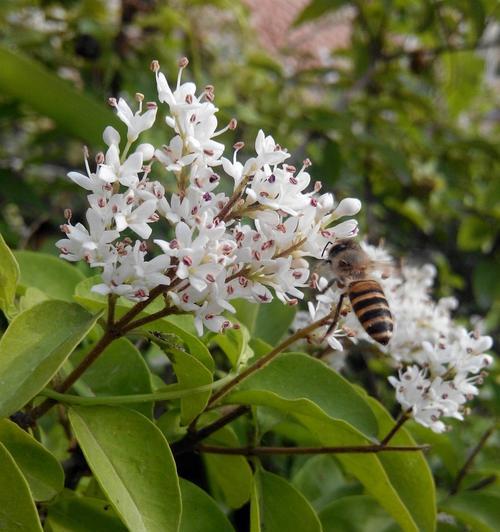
[298,243,493,433]
[57,58,361,335]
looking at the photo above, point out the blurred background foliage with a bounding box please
[1,1,500,528]
[0,0,499,334]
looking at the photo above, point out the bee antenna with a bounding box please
[322,241,333,258]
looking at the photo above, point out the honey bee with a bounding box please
[322,239,393,345]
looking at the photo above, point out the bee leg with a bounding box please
[317,278,338,294]
[321,292,346,341]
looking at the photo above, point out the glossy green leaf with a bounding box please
[232,299,259,332]
[213,325,253,369]
[407,421,460,475]
[233,298,296,345]
[0,231,19,317]
[251,468,322,532]
[293,0,350,26]
[19,287,50,312]
[319,494,395,532]
[0,419,64,501]
[0,45,122,146]
[156,409,187,443]
[226,353,430,531]
[0,301,99,417]
[440,492,500,532]
[14,250,85,302]
[226,353,378,438]
[179,478,234,532]
[0,441,43,532]
[366,397,436,532]
[69,406,181,532]
[46,490,127,532]
[291,455,347,511]
[253,298,296,345]
[203,422,253,509]
[167,347,213,425]
[70,337,153,418]
[144,316,214,370]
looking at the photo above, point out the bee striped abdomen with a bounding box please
[348,279,393,345]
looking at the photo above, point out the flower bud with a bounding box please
[334,198,362,218]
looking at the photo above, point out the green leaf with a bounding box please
[232,299,259,332]
[440,492,500,532]
[226,353,432,531]
[14,250,85,302]
[167,347,213,425]
[293,0,349,26]
[179,478,234,532]
[0,301,100,417]
[0,45,123,146]
[70,337,153,418]
[319,494,395,532]
[226,353,378,438]
[0,441,43,532]
[457,216,495,252]
[407,421,460,476]
[291,455,347,511]
[251,468,322,532]
[203,422,253,509]
[473,259,500,309]
[213,325,253,369]
[253,298,296,345]
[0,419,64,501]
[0,231,19,317]
[19,287,50,312]
[68,406,181,532]
[46,490,127,532]
[233,298,296,345]
[365,397,436,532]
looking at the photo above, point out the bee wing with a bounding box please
[370,259,397,279]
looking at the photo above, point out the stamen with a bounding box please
[176,57,189,89]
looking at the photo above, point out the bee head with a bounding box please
[328,239,368,278]
[327,239,358,261]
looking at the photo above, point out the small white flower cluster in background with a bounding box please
[57,58,361,335]
[296,243,493,433]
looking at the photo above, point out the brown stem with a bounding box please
[466,474,497,492]
[107,294,117,326]
[225,267,250,284]
[380,409,412,446]
[197,443,430,456]
[207,305,341,407]
[449,425,496,495]
[112,283,173,330]
[120,305,177,334]
[215,175,251,222]
[172,405,249,456]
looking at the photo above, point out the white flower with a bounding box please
[56,208,119,264]
[114,98,157,142]
[59,60,364,338]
